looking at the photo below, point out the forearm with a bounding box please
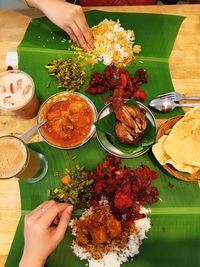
[25,0,65,10]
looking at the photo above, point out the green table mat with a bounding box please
[18,10,185,118]
[5,139,200,267]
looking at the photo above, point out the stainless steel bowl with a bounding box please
[37,92,98,149]
[96,101,157,158]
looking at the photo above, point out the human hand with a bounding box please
[27,0,94,51]
[19,200,73,267]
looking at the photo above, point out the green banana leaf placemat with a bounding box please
[5,139,200,267]
[17,10,185,118]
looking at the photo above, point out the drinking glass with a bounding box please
[0,70,39,119]
[0,135,48,183]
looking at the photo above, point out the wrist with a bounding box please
[19,251,46,267]
[26,0,64,10]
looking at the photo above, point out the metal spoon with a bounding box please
[20,119,47,142]
[149,98,200,113]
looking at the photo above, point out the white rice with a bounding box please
[72,18,140,67]
[70,206,151,267]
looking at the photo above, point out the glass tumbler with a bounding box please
[0,135,48,183]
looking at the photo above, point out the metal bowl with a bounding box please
[37,92,98,149]
[96,101,157,158]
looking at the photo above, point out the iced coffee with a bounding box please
[0,136,48,183]
[0,70,39,119]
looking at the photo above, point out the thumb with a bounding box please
[54,205,73,242]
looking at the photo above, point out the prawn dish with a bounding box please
[39,93,96,148]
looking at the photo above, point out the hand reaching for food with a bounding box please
[19,200,73,267]
[25,0,94,51]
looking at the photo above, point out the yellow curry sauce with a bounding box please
[40,94,94,148]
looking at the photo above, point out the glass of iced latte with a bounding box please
[0,70,39,119]
[0,135,48,183]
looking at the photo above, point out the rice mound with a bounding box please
[70,206,151,267]
[71,19,141,66]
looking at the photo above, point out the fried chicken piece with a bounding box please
[106,215,122,239]
[114,105,147,144]
[90,226,108,244]
[115,105,146,133]
[115,122,139,144]
[77,232,89,246]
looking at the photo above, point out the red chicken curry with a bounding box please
[40,94,95,148]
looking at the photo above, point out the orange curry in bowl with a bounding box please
[39,93,96,148]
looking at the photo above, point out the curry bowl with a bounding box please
[37,92,98,149]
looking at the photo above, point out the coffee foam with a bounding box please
[0,137,27,178]
[0,72,33,110]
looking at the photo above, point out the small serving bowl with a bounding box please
[155,115,200,182]
[37,92,98,149]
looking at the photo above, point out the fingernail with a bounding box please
[66,205,73,214]
[87,44,94,51]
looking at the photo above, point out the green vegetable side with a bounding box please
[49,164,94,209]
[45,58,86,91]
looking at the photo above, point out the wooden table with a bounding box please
[0,4,200,267]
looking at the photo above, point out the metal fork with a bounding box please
[156,92,200,101]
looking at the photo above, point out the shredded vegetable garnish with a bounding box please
[45,58,86,91]
[50,165,94,209]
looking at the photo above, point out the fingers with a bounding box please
[54,206,73,242]
[75,21,94,50]
[65,27,79,45]
[43,1,94,51]
[75,12,94,49]
[39,202,69,228]
[70,22,91,51]
[26,200,55,221]
[62,5,94,50]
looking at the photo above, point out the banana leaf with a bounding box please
[5,140,200,267]
[17,10,185,118]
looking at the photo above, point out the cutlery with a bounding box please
[20,119,47,142]
[149,98,200,113]
[156,92,200,101]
